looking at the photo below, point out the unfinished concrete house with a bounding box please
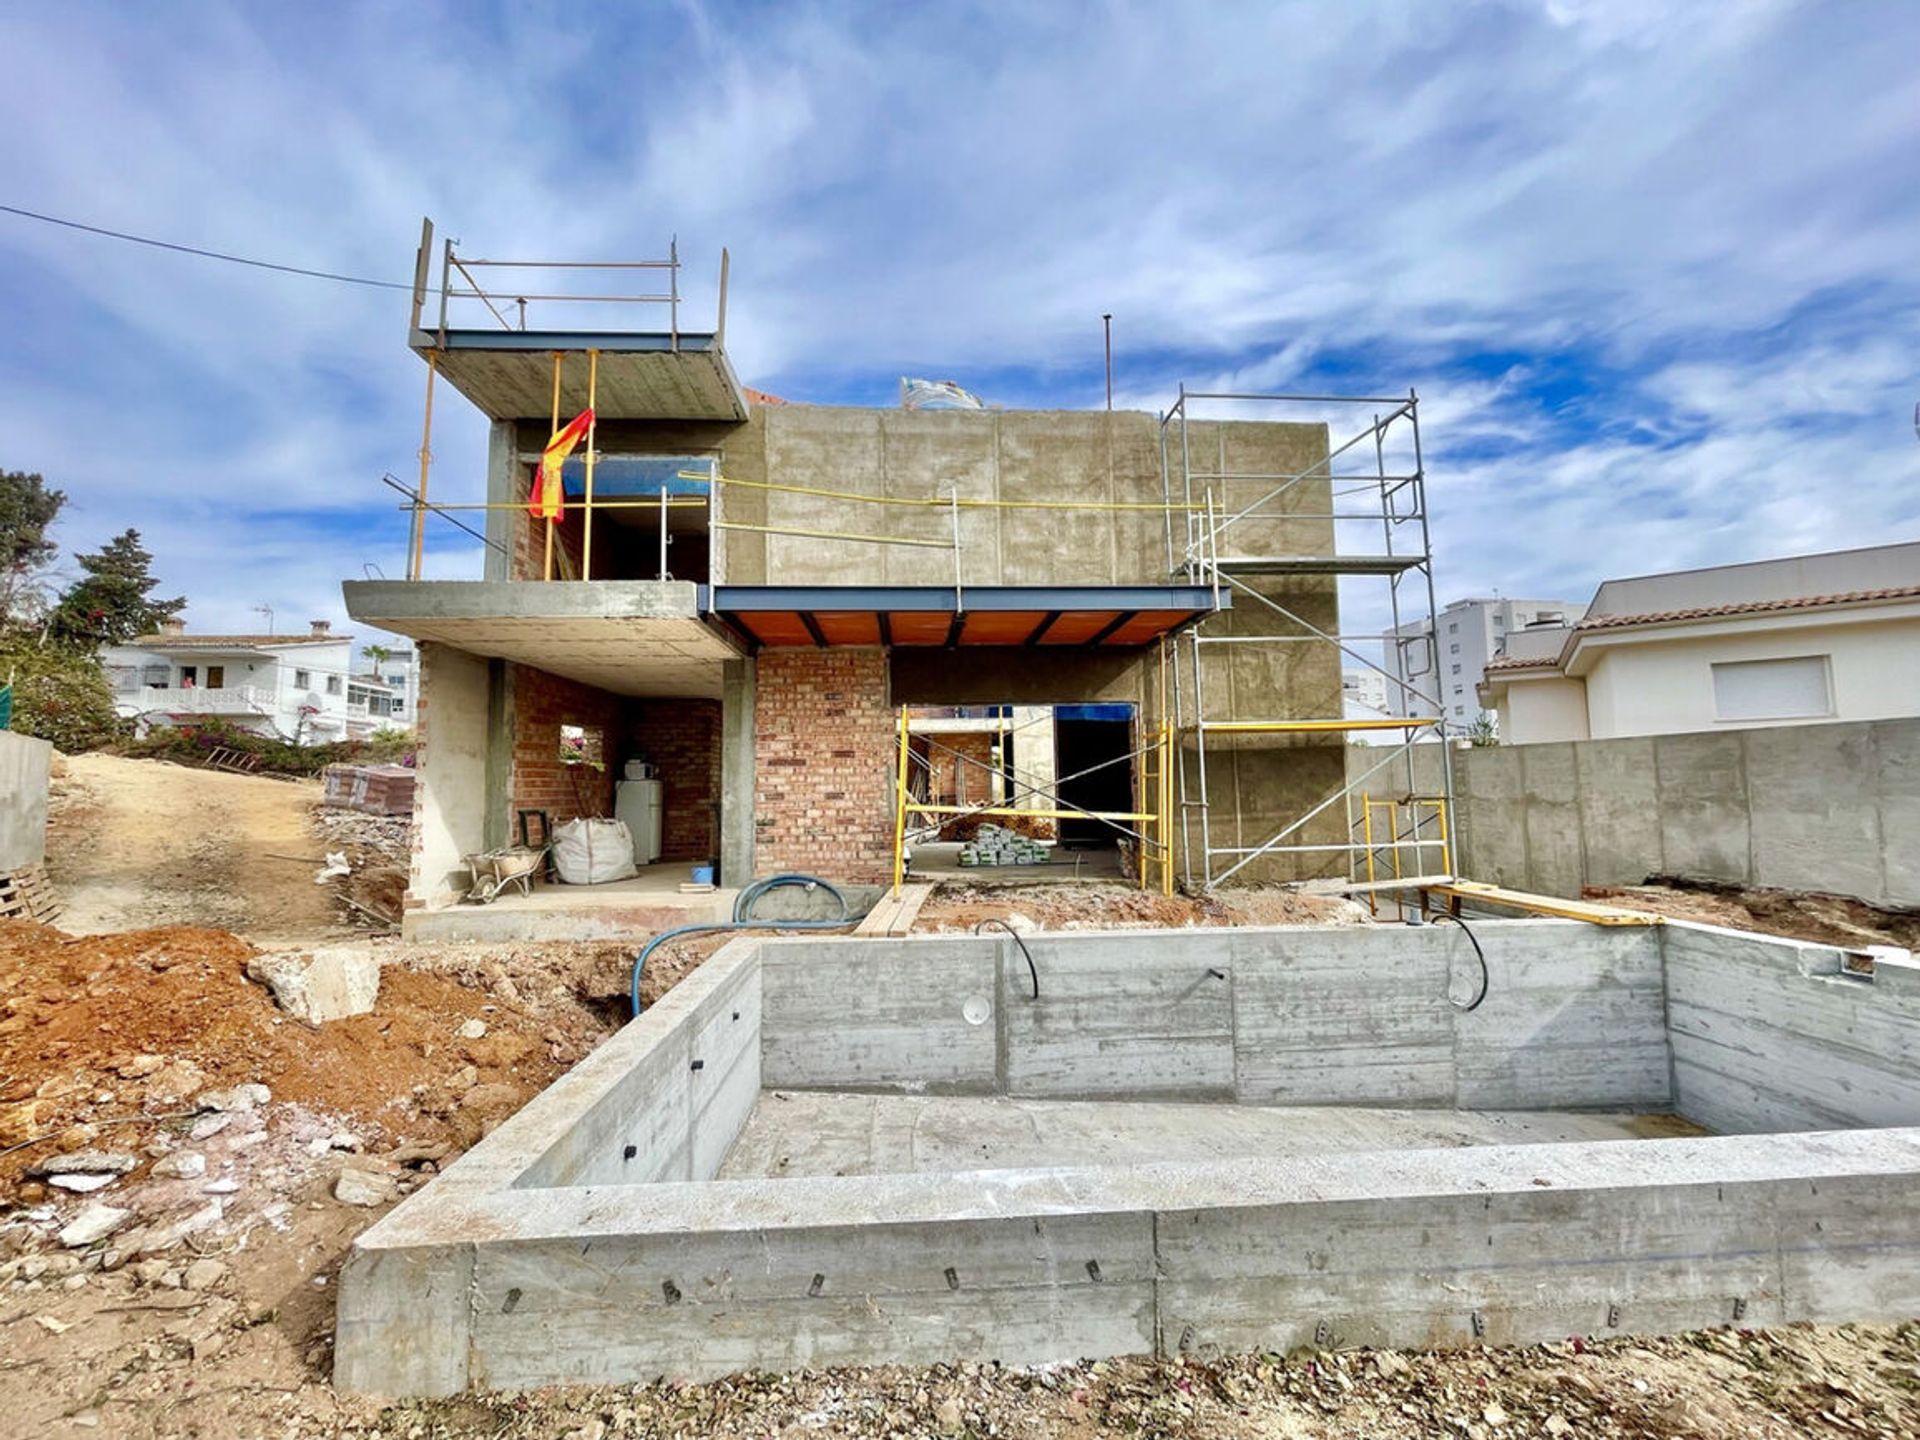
[333,230,1920,1397]
[342,225,1453,938]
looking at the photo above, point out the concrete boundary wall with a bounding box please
[336,920,1920,1396]
[0,729,53,871]
[760,924,1671,1112]
[1420,716,1920,908]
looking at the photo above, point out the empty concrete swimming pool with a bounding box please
[337,920,1920,1395]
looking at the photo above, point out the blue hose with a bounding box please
[629,874,866,1016]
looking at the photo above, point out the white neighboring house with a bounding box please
[356,640,417,732]
[1478,540,1920,744]
[105,619,399,744]
[1388,596,1586,733]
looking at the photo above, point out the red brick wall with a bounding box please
[926,730,996,804]
[507,663,621,835]
[754,648,894,881]
[625,700,721,860]
[510,465,586,582]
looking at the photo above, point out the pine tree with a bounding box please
[49,529,186,650]
[0,468,66,628]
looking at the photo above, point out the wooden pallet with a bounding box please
[855,883,934,936]
[205,747,263,775]
[0,863,62,923]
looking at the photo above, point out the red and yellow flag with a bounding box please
[528,408,594,521]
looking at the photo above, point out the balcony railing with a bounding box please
[127,685,274,716]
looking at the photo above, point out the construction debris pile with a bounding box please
[310,802,410,928]
[0,922,604,1197]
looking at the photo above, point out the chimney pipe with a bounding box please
[309,619,332,637]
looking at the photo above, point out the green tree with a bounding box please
[48,529,185,650]
[0,636,123,750]
[0,468,67,627]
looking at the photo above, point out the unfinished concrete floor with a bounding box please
[718,1091,1707,1178]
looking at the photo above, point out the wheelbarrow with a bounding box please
[461,845,546,904]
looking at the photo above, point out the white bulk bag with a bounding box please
[551,817,638,885]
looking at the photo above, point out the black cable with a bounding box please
[974,918,1038,1000]
[0,202,415,291]
[1434,912,1489,1012]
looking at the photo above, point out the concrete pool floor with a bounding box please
[718,1090,1709,1178]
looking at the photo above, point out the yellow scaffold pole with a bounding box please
[543,352,561,582]
[408,351,437,581]
[892,704,911,896]
[582,348,599,580]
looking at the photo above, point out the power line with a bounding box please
[0,202,415,292]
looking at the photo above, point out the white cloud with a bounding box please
[0,0,1916,635]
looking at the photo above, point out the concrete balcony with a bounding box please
[126,684,274,716]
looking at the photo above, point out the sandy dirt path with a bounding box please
[44,752,351,944]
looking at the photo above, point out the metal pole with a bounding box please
[409,217,432,337]
[1102,313,1113,411]
[950,489,963,612]
[408,351,437,582]
[716,247,730,349]
[1409,390,1458,873]
[659,487,669,579]
[582,349,599,580]
[669,236,680,352]
[892,705,911,896]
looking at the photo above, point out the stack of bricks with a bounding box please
[625,700,721,859]
[754,648,894,881]
[508,663,621,828]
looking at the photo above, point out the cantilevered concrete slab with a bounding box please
[414,329,749,423]
[343,579,739,697]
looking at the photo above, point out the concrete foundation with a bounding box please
[337,918,1920,1395]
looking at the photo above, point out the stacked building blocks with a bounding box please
[957,823,1051,867]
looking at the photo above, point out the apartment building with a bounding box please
[1389,596,1585,732]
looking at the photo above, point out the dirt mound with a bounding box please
[45,752,348,942]
[0,920,602,1185]
[917,881,1369,933]
[1588,879,1920,950]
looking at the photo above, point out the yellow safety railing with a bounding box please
[1353,792,1451,915]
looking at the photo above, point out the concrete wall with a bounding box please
[758,923,1671,1111]
[1579,613,1920,739]
[1498,674,1590,742]
[1438,717,1920,907]
[494,406,1349,884]
[514,944,761,1189]
[1666,922,1920,1135]
[0,730,52,870]
[410,643,493,906]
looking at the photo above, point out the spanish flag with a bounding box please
[529,408,595,521]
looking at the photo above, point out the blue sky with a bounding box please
[1,0,1916,641]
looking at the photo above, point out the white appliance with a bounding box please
[614,778,664,864]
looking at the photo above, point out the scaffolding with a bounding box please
[1158,388,1456,893]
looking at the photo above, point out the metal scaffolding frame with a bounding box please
[1158,388,1456,892]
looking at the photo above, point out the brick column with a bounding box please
[753,648,893,881]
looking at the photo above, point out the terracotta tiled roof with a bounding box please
[743,386,793,407]
[1483,652,1558,673]
[1574,585,1920,632]
[1482,584,1920,681]
[131,633,349,648]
